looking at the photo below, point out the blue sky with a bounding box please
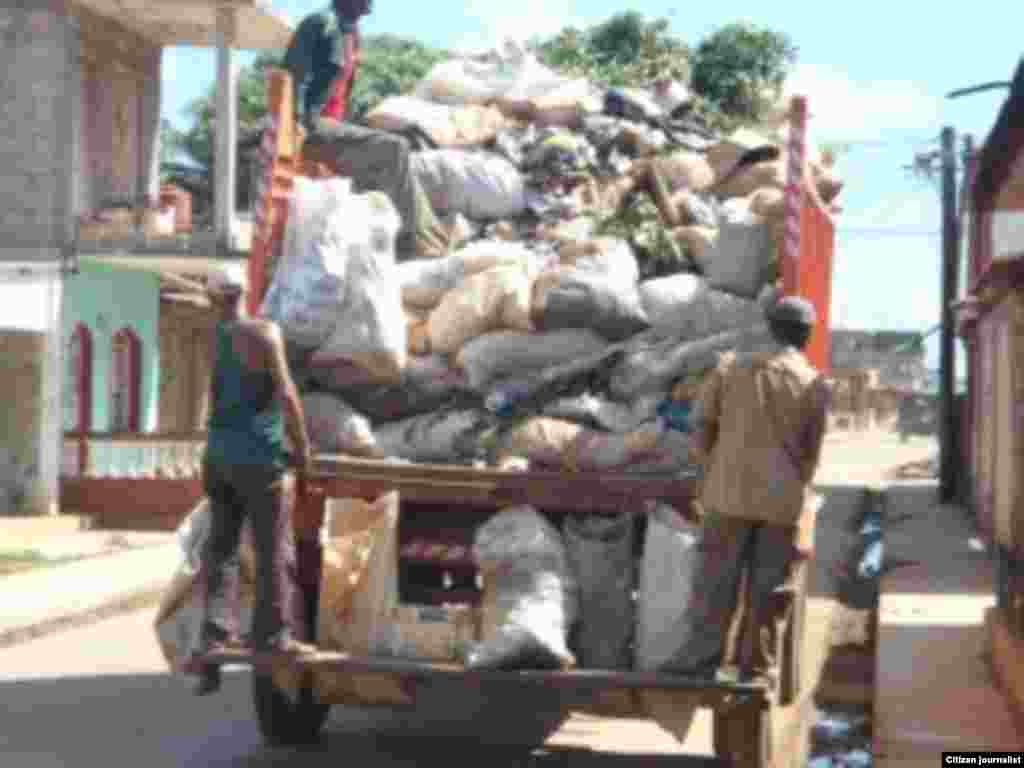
[161,0,1022,368]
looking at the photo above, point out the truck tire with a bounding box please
[252,670,329,746]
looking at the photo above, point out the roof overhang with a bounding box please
[73,0,292,49]
[973,57,1024,213]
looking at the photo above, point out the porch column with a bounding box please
[214,7,238,254]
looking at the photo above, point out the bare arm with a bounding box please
[261,323,313,470]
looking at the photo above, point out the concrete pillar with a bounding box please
[0,271,63,517]
[0,0,78,266]
[214,7,238,254]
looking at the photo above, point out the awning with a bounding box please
[73,0,292,49]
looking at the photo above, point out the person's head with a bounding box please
[332,0,372,20]
[766,296,816,350]
[207,263,247,316]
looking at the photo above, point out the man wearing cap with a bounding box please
[666,296,831,679]
[190,263,316,695]
[283,0,450,259]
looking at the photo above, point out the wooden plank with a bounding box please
[312,456,696,513]
[204,648,769,704]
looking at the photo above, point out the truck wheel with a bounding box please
[252,669,330,746]
[252,576,330,746]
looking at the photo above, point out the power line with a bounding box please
[836,227,940,236]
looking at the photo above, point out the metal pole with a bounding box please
[939,126,960,503]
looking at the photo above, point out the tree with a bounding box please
[689,22,797,129]
[534,12,690,88]
[347,34,448,119]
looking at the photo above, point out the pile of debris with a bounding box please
[262,39,845,473]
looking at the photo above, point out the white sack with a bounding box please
[636,502,700,671]
[411,150,527,221]
[639,273,767,339]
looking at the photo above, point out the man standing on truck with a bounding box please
[667,296,830,680]
[191,263,316,696]
[283,0,450,259]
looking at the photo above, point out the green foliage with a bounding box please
[348,34,448,119]
[689,22,797,126]
[534,12,689,88]
[594,196,689,280]
[178,50,283,171]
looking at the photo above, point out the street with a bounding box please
[0,429,935,768]
[0,603,715,767]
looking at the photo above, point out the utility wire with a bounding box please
[836,228,940,236]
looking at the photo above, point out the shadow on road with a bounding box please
[0,671,719,767]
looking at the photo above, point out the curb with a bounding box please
[0,585,165,650]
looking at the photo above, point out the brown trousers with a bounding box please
[199,461,304,652]
[663,516,796,674]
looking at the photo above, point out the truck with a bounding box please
[203,69,837,768]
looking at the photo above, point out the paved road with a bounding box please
[0,603,721,768]
[0,428,929,768]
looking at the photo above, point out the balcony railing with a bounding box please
[62,431,206,479]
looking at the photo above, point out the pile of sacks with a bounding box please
[261,39,843,473]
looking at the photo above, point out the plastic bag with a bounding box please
[638,273,766,339]
[563,513,635,669]
[427,266,534,355]
[497,418,668,471]
[260,177,356,349]
[635,502,700,671]
[542,392,662,434]
[609,325,774,400]
[301,392,381,458]
[465,506,577,670]
[308,191,406,382]
[411,150,527,221]
[374,409,491,463]
[687,197,775,299]
[557,237,639,286]
[365,97,505,147]
[414,40,569,106]
[396,242,532,310]
[532,271,650,342]
[318,355,477,425]
[456,329,609,391]
[317,492,400,656]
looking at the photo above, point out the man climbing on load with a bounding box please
[283,0,450,259]
[667,296,830,680]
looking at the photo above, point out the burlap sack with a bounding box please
[652,152,715,194]
[427,266,534,354]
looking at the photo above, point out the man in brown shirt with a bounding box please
[665,296,830,678]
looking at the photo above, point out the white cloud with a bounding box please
[453,0,580,53]
[781,63,943,144]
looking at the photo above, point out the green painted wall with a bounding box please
[62,260,161,432]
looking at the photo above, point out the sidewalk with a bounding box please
[873,484,1024,764]
[0,528,177,648]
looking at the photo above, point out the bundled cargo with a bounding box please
[256,36,843,473]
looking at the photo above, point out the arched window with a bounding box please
[110,327,141,433]
[64,324,93,432]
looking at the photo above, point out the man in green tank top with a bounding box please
[192,263,316,695]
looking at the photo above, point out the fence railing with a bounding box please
[62,431,206,479]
